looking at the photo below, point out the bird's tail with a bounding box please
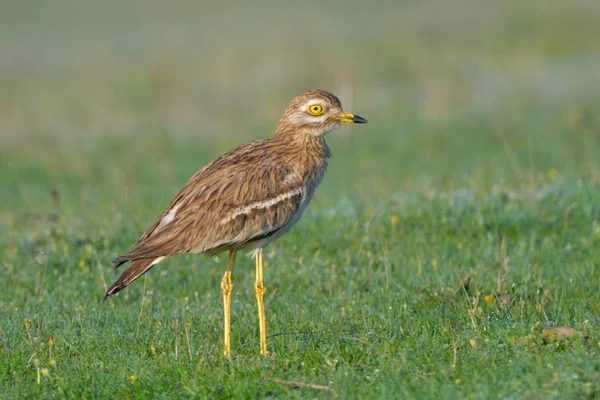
[104,256,165,300]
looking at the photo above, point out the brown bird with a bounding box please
[104,89,367,357]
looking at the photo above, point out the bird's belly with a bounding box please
[240,194,312,257]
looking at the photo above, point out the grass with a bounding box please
[1,0,600,398]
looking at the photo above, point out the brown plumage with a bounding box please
[104,89,367,356]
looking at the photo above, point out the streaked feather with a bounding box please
[104,89,355,300]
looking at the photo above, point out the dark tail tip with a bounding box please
[103,283,121,301]
[103,257,157,302]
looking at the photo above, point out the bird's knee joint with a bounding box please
[221,277,233,296]
[255,282,266,297]
[221,283,233,296]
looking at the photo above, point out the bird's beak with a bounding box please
[335,112,368,124]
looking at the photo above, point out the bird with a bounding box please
[104,89,367,357]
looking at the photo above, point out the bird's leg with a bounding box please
[221,251,236,358]
[255,249,268,355]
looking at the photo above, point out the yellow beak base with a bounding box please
[337,112,368,124]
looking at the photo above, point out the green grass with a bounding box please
[2,0,600,398]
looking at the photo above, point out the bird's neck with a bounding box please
[275,131,331,185]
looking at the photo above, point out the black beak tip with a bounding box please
[352,115,368,124]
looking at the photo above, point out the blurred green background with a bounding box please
[2,0,599,223]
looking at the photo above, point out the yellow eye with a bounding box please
[307,104,325,116]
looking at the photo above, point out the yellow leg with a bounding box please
[221,251,236,358]
[255,249,268,355]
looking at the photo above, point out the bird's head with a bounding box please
[276,89,367,138]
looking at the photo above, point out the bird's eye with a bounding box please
[307,104,325,116]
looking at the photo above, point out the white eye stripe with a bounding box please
[290,113,327,125]
[301,100,326,111]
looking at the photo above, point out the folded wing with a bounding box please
[114,140,306,265]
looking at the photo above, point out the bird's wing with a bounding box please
[114,140,306,264]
